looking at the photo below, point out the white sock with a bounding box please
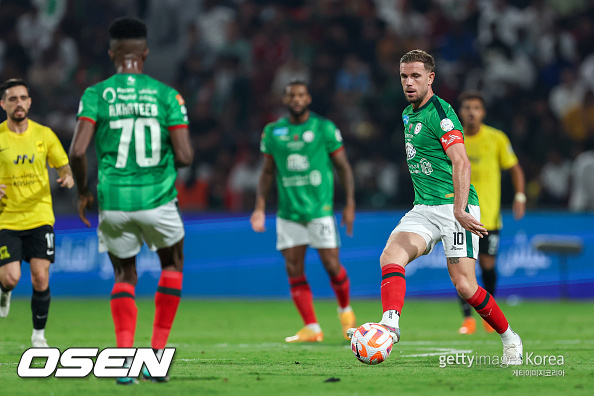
[32,329,45,339]
[500,326,521,345]
[337,305,353,314]
[380,310,400,329]
[306,323,322,333]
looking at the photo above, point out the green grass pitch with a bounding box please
[0,298,592,395]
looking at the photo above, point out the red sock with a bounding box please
[152,271,183,349]
[466,286,509,334]
[110,282,137,348]
[289,275,317,325]
[330,265,350,309]
[381,264,406,314]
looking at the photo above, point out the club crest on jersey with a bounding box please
[36,141,44,152]
[406,142,416,160]
[403,115,409,125]
[103,88,116,104]
[303,131,314,143]
[440,118,455,132]
[273,127,288,136]
[414,123,422,135]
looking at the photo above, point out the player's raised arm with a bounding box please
[331,148,355,236]
[69,118,96,227]
[250,154,276,232]
[446,143,487,237]
[169,126,193,167]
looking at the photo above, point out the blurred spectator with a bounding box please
[539,149,572,206]
[569,141,594,211]
[562,90,594,143]
[549,68,586,120]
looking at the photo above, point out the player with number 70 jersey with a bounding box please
[77,74,188,211]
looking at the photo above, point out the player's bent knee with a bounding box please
[454,281,477,300]
[0,275,19,290]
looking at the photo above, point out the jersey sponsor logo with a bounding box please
[440,118,455,132]
[414,123,422,135]
[335,129,343,142]
[13,154,35,164]
[102,88,116,104]
[440,133,461,147]
[403,115,409,125]
[406,142,416,160]
[273,127,288,136]
[0,246,10,260]
[309,170,322,186]
[287,141,305,150]
[287,154,310,171]
[420,158,433,175]
[17,347,175,378]
[303,131,314,143]
[118,94,137,101]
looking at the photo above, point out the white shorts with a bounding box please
[392,204,479,259]
[276,216,341,251]
[98,199,185,258]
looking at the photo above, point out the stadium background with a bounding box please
[0,0,592,299]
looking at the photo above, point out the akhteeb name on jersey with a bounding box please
[17,347,175,378]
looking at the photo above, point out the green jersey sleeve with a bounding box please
[260,124,273,155]
[428,99,464,141]
[77,86,99,122]
[165,89,189,128]
[322,119,343,154]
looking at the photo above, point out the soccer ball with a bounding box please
[350,323,393,365]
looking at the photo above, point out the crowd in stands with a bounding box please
[1,0,593,213]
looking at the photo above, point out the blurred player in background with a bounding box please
[457,91,526,335]
[348,50,523,365]
[69,17,193,384]
[250,80,356,343]
[0,78,73,347]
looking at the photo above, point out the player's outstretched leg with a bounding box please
[0,283,11,318]
[377,264,405,343]
[31,287,50,347]
[466,286,522,365]
[285,274,323,342]
[330,265,356,340]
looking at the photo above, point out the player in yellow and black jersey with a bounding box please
[456,91,526,335]
[0,79,73,347]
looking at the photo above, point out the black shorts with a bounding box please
[478,230,500,256]
[0,225,55,266]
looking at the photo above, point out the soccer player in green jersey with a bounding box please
[251,80,357,343]
[69,17,193,384]
[348,50,523,365]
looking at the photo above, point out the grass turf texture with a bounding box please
[0,299,592,395]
